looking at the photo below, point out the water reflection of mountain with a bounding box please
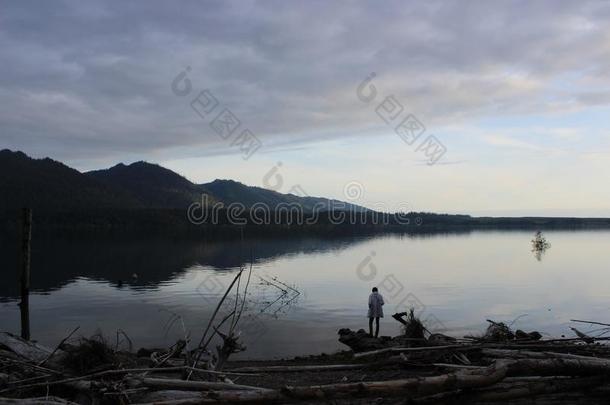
[0,236,376,300]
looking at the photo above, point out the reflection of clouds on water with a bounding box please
[1,231,610,359]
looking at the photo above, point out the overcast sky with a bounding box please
[2,0,610,216]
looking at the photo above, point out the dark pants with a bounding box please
[369,317,380,338]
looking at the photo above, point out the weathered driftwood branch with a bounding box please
[129,377,272,392]
[0,332,54,363]
[38,326,79,367]
[354,344,478,358]
[337,328,389,352]
[0,365,257,394]
[213,328,245,371]
[484,342,610,349]
[480,349,610,377]
[571,319,610,328]
[150,340,187,368]
[356,341,610,360]
[131,361,510,404]
[227,357,404,374]
[392,312,410,326]
[132,390,213,403]
[226,363,367,373]
[482,348,610,361]
[282,361,508,399]
[0,356,62,375]
[571,327,595,344]
[0,396,79,405]
[432,363,487,370]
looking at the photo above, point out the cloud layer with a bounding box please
[2,1,610,216]
[2,0,610,162]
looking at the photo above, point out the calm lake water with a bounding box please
[1,230,610,359]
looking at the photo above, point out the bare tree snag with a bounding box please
[19,208,32,341]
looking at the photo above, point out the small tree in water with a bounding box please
[531,231,551,261]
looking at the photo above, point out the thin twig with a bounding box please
[38,326,80,367]
[195,309,236,362]
[116,329,133,352]
[188,270,244,380]
[0,358,63,375]
[230,265,243,332]
[7,373,54,386]
[571,319,610,328]
[232,259,253,332]
[269,276,300,296]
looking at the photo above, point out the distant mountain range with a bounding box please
[0,149,368,213]
[2,149,610,237]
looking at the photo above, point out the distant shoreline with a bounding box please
[2,208,610,240]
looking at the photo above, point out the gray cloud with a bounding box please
[1,0,610,162]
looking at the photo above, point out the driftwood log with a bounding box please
[5,316,610,405]
[4,342,610,403]
[337,328,390,352]
[128,377,271,392]
[227,364,367,373]
[0,396,79,404]
[354,344,477,358]
[130,361,509,404]
[0,333,55,364]
[127,357,610,404]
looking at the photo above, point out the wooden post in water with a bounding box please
[19,208,32,340]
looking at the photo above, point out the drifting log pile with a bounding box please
[3,316,610,404]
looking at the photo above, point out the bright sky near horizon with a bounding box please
[1,1,610,216]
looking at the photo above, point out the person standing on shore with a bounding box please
[368,287,384,338]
